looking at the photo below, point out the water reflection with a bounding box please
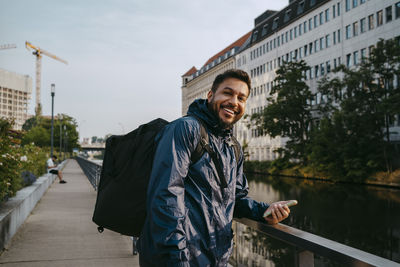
[231,174,400,265]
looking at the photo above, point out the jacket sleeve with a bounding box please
[145,119,198,265]
[233,151,269,222]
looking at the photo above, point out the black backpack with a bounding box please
[92,116,240,237]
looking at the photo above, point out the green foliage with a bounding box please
[22,113,80,151]
[0,119,22,202]
[250,60,313,163]
[0,118,49,203]
[313,38,400,180]
[250,39,400,182]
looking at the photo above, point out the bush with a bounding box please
[0,119,48,203]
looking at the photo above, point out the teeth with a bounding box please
[223,108,234,115]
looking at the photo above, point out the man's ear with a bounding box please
[207,90,213,101]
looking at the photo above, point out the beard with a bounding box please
[207,100,237,130]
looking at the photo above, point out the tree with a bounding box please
[313,38,400,179]
[250,60,313,163]
[22,113,80,151]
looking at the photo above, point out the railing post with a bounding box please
[295,248,314,267]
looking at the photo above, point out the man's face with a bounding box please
[207,78,249,129]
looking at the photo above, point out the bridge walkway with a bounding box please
[0,159,138,267]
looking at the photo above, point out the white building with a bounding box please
[181,32,251,116]
[0,69,32,130]
[182,0,400,161]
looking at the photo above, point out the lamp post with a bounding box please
[63,125,66,160]
[58,114,63,158]
[50,84,55,157]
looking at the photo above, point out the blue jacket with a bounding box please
[138,99,269,266]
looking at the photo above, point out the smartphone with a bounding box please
[263,200,298,218]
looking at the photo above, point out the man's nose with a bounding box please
[228,95,239,105]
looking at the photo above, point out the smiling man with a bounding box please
[138,69,292,266]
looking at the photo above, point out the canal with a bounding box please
[232,174,400,266]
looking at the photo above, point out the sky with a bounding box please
[0,0,288,141]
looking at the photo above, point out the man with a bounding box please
[138,69,292,266]
[47,155,66,184]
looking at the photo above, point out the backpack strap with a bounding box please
[230,135,241,162]
[189,116,228,189]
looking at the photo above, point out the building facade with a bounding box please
[182,0,400,161]
[0,69,32,130]
[181,32,251,116]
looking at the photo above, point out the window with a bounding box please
[326,34,330,48]
[320,37,324,50]
[360,0,365,3]
[315,65,319,78]
[333,5,336,18]
[368,14,374,30]
[361,48,366,61]
[320,12,324,25]
[304,44,308,56]
[299,23,302,35]
[285,31,288,42]
[326,61,331,73]
[262,24,268,36]
[290,29,293,40]
[353,0,358,8]
[314,39,319,53]
[338,2,341,16]
[346,25,352,39]
[277,36,280,46]
[304,21,307,33]
[325,9,330,22]
[298,1,305,14]
[320,63,325,75]
[309,42,313,54]
[314,15,318,27]
[294,26,298,38]
[386,6,393,23]
[396,2,400,19]
[272,17,279,30]
[284,9,291,22]
[353,21,359,36]
[346,53,352,67]
[377,10,383,26]
[299,47,303,58]
[346,0,350,11]
[253,31,258,42]
[360,18,366,33]
[281,33,285,44]
[333,31,337,44]
[310,0,316,6]
[334,58,337,68]
[309,18,313,31]
[353,51,359,65]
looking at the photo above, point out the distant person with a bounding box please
[47,155,66,184]
[138,69,293,266]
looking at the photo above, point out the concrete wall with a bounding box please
[0,161,67,251]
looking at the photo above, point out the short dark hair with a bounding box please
[52,155,57,159]
[211,69,251,95]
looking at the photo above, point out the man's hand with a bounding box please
[263,201,293,225]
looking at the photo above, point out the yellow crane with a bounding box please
[25,41,68,115]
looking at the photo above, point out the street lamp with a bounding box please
[50,84,55,157]
[58,114,63,158]
[63,125,67,160]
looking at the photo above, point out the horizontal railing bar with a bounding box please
[235,218,399,267]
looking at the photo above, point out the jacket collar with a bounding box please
[187,99,233,137]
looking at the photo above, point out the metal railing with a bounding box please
[75,156,101,191]
[232,218,399,267]
[75,156,399,266]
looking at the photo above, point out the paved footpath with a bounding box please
[0,159,139,267]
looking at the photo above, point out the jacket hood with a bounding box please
[187,99,232,136]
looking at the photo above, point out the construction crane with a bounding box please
[25,41,68,115]
[0,44,17,50]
